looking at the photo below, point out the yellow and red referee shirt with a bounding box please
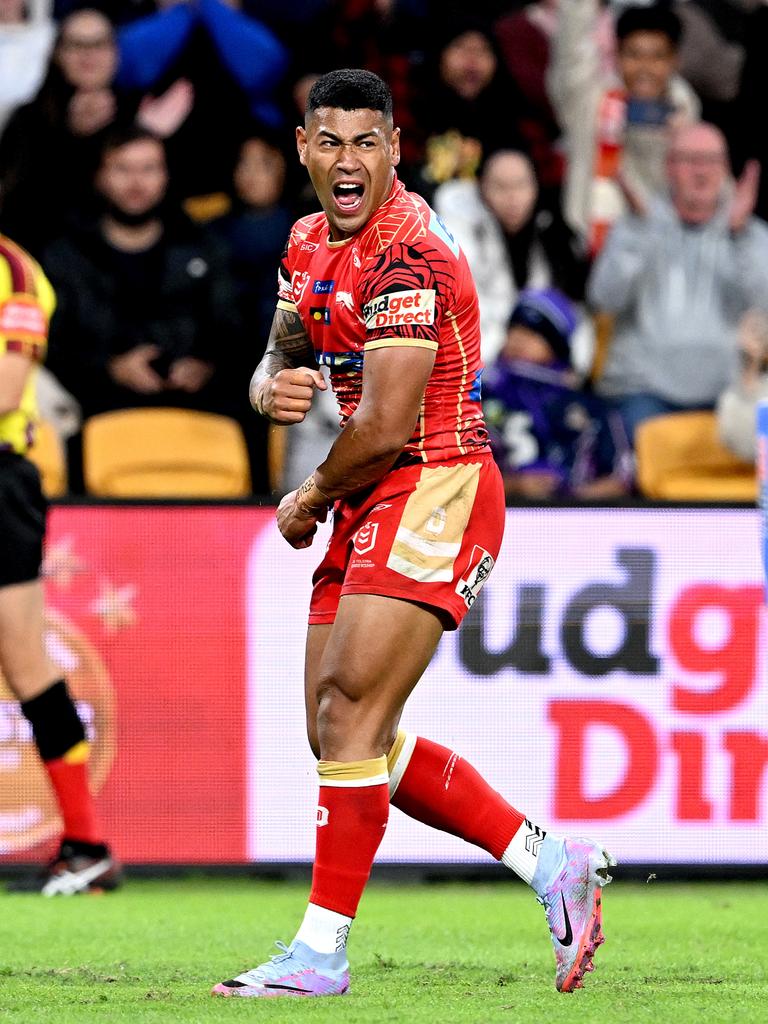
[0,235,56,456]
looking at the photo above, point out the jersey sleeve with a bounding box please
[358,240,457,353]
[276,234,297,313]
[0,256,52,364]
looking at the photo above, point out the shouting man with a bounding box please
[213,69,614,1000]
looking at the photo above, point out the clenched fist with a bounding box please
[252,367,327,424]
[276,475,330,548]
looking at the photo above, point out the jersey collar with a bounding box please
[325,172,404,249]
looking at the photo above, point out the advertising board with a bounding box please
[1,506,764,866]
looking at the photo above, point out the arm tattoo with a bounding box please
[250,306,316,409]
[263,307,315,376]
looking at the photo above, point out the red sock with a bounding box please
[45,753,102,845]
[309,757,390,918]
[20,680,104,846]
[389,735,524,859]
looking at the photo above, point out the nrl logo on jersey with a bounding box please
[291,270,310,302]
[353,521,379,555]
[362,289,436,330]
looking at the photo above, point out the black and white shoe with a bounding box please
[6,839,123,896]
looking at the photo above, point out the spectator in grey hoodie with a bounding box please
[588,122,768,442]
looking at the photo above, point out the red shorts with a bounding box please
[309,454,505,630]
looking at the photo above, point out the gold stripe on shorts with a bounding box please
[387,462,481,583]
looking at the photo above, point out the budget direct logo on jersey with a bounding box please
[363,289,435,330]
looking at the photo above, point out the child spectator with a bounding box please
[549,0,700,252]
[483,288,632,500]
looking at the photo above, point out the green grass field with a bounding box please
[2,878,766,1023]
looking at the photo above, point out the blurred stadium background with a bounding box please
[1,0,768,1015]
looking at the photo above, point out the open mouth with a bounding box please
[332,180,365,215]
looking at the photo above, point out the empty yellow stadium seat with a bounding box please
[27,419,67,497]
[635,411,757,501]
[83,408,251,497]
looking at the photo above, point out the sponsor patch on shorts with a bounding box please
[455,545,494,608]
[363,289,435,331]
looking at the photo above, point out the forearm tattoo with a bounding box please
[262,307,315,376]
[250,307,317,413]
[296,473,332,511]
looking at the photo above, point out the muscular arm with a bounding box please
[0,352,32,415]
[277,343,436,548]
[249,305,325,423]
[315,344,436,499]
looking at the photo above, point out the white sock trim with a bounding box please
[501,818,547,886]
[294,902,353,954]
[319,773,389,788]
[388,731,417,798]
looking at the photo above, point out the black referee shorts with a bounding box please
[0,452,48,588]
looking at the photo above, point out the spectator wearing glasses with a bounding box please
[588,122,768,443]
[0,9,122,256]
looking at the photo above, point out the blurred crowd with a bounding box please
[2,0,768,498]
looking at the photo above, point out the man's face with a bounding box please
[667,131,728,224]
[97,139,168,218]
[297,107,400,240]
[618,30,677,100]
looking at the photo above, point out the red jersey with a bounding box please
[277,175,489,463]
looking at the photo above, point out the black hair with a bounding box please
[616,4,682,49]
[99,123,165,165]
[306,69,392,121]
